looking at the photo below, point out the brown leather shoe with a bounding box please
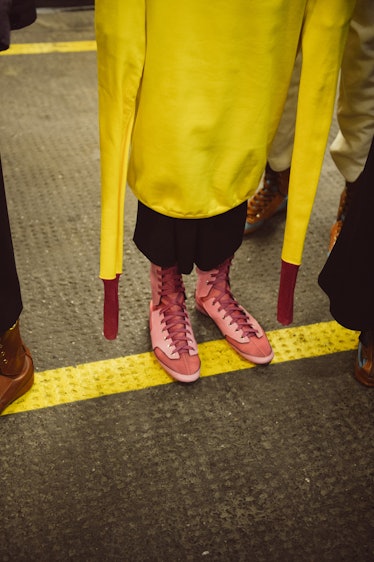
[244,164,290,234]
[354,331,374,387]
[328,182,355,254]
[0,321,34,414]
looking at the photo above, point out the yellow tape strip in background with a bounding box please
[2,321,359,416]
[0,41,96,56]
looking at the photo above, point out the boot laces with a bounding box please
[208,260,259,338]
[247,167,287,217]
[157,268,195,354]
[248,185,276,216]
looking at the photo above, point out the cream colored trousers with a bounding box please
[269,0,374,182]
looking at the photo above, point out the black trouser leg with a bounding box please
[0,157,22,333]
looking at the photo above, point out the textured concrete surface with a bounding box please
[0,8,373,562]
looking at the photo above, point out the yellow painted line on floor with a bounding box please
[0,40,96,56]
[2,321,359,416]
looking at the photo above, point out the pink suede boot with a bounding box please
[195,258,274,364]
[150,264,200,382]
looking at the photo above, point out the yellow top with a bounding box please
[95,0,354,282]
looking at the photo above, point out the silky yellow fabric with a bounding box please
[96,0,355,282]
[283,0,356,266]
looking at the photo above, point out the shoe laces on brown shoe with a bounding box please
[246,164,290,224]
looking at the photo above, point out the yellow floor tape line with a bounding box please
[0,41,97,56]
[2,321,359,416]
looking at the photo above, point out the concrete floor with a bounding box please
[0,8,373,562]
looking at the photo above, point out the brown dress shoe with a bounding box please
[354,331,374,387]
[244,164,290,234]
[0,321,34,414]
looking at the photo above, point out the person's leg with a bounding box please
[0,157,34,414]
[319,135,374,387]
[329,0,374,251]
[194,202,274,364]
[134,201,274,379]
[244,52,301,234]
[330,0,374,184]
[149,262,200,383]
[319,136,374,332]
[134,202,200,383]
[0,158,22,333]
[267,50,301,173]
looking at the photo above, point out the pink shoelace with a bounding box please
[157,267,195,354]
[207,259,260,339]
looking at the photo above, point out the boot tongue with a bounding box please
[162,292,184,306]
[209,281,229,303]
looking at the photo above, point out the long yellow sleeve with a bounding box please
[282,0,355,267]
[95,0,146,280]
[278,0,355,325]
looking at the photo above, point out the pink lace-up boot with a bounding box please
[195,258,274,364]
[150,264,201,382]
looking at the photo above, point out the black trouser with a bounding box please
[133,200,247,274]
[0,157,22,333]
[318,136,374,332]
